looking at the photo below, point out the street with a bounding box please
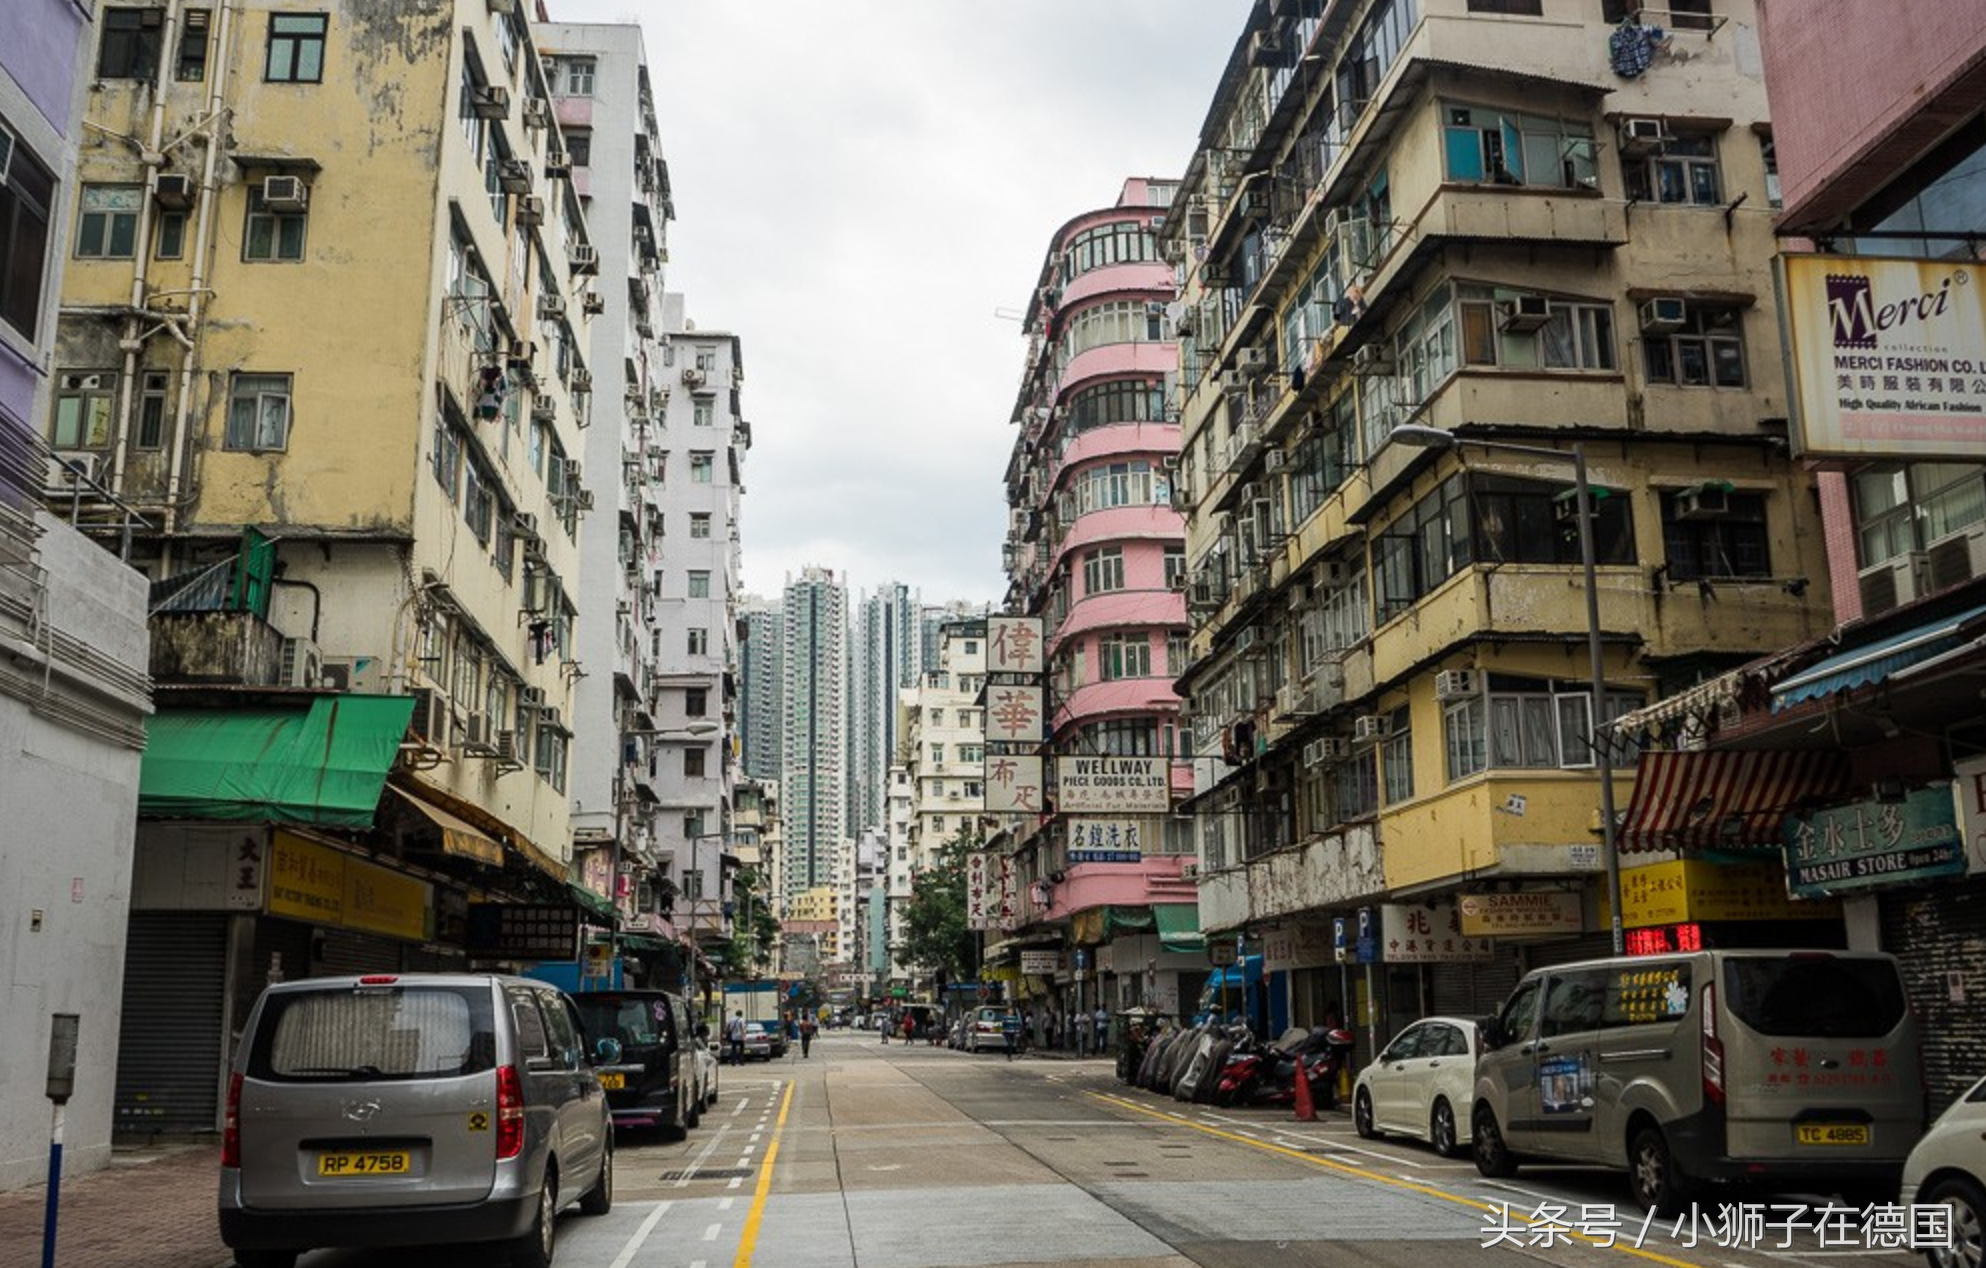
[202,1032,1925,1268]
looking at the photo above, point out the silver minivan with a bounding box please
[1472,950,1923,1210]
[219,973,613,1268]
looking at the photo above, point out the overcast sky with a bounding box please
[545,0,1249,605]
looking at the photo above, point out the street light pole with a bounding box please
[1393,426,1624,954]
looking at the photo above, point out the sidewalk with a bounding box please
[0,1144,226,1268]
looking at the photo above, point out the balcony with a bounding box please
[149,610,285,686]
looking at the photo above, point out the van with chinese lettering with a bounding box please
[1471,951,1923,1211]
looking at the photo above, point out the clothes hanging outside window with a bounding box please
[1607,22,1666,79]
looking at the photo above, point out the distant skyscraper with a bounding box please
[850,582,920,837]
[780,567,848,898]
[739,598,783,784]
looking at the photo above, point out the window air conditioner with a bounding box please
[1263,449,1286,473]
[522,96,551,129]
[1319,736,1352,760]
[682,367,706,388]
[498,158,534,193]
[543,150,571,178]
[568,243,599,274]
[1316,559,1350,587]
[1675,483,1731,521]
[581,290,605,315]
[260,175,308,213]
[461,711,498,755]
[511,509,540,539]
[1620,117,1667,154]
[1351,344,1395,377]
[514,195,545,227]
[280,637,324,689]
[1926,529,1986,593]
[1434,668,1480,702]
[1179,862,1201,882]
[1498,294,1553,333]
[537,291,565,319]
[494,730,520,764]
[153,173,195,209]
[1351,714,1390,745]
[519,684,547,708]
[469,84,511,120]
[1237,345,1271,376]
[1858,554,1926,617]
[570,368,593,394]
[1639,296,1687,334]
[407,686,448,745]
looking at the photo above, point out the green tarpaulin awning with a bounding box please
[1154,903,1205,954]
[568,882,620,928]
[1102,905,1156,937]
[139,696,416,828]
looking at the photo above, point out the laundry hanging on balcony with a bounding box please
[1608,21,1668,79]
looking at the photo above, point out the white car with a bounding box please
[1901,1075,1985,1268]
[1354,1016,1480,1157]
[692,1027,720,1112]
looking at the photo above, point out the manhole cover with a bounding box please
[658,1167,753,1181]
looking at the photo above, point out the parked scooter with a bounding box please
[1213,1025,1354,1108]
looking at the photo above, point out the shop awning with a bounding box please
[1153,903,1204,954]
[1617,749,1849,853]
[567,882,620,928]
[1773,603,1986,711]
[387,785,503,865]
[140,696,415,828]
[984,933,1061,961]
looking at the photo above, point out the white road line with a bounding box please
[690,1261,707,1268]
[734,1098,749,1113]
[727,1176,743,1190]
[1477,1179,1568,1204]
[703,1223,722,1241]
[718,1198,735,1211]
[605,1200,672,1268]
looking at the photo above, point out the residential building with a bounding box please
[55,0,597,1135]
[1609,0,1986,1106]
[851,581,920,838]
[739,597,783,782]
[780,565,848,902]
[999,177,1200,1024]
[1160,0,1831,1052]
[883,762,915,987]
[0,0,151,1190]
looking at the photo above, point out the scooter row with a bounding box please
[1119,1019,1356,1109]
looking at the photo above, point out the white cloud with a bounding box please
[546,0,1248,602]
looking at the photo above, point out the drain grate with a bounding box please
[658,1166,754,1181]
[1102,1160,1137,1166]
[1112,1171,1150,1179]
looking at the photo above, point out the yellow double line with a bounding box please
[1084,1091,1699,1268]
[733,1082,796,1268]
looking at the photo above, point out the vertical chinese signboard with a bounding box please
[984,684,1044,746]
[965,851,994,930]
[983,754,1043,814]
[987,616,1045,675]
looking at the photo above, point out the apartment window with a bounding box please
[51,372,116,449]
[136,371,170,449]
[464,455,495,544]
[1167,631,1188,676]
[172,9,211,80]
[98,8,164,80]
[432,421,463,500]
[1082,719,1160,757]
[1163,546,1186,588]
[243,185,307,262]
[564,57,596,96]
[693,399,713,427]
[690,451,714,484]
[0,133,55,340]
[1066,379,1167,432]
[534,727,568,792]
[1623,133,1723,206]
[265,13,327,83]
[225,373,292,450]
[1334,753,1380,822]
[1466,0,1541,10]
[1471,475,1635,566]
[687,627,708,655]
[1441,104,1594,188]
[1643,306,1746,388]
[686,687,707,717]
[684,747,706,777]
[695,348,716,372]
[930,743,945,764]
[154,211,187,259]
[1444,677,1643,780]
[689,512,711,538]
[76,186,143,259]
[1661,491,1769,580]
[1760,136,1781,208]
[565,130,592,168]
[688,570,711,598]
[1083,547,1125,596]
[1099,633,1152,681]
[1444,695,1487,780]
[1380,708,1413,805]
[1374,475,1468,621]
[1857,464,1986,567]
[1670,0,1715,30]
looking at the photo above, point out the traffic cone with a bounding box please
[1293,1058,1318,1122]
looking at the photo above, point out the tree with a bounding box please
[718,866,781,981]
[898,825,982,986]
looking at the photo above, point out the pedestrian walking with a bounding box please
[901,1012,916,1045]
[799,1015,816,1059]
[724,1010,747,1066]
[1093,1005,1109,1055]
[1002,1009,1019,1061]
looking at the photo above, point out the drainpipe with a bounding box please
[161,0,236,562]
[109,0,185,498]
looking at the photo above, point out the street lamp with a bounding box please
[1389,424,1624,955]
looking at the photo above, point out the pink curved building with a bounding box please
[998,178,1202,1024]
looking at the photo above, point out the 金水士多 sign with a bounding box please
[1784,787,1965,897]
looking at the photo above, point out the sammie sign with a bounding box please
[1783,255,1986,460]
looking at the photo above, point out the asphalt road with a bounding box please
[284,1031,1922,1268]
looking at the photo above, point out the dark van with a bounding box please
[569,989,701,1136]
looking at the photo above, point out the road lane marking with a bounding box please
[605,1200,673,1268]
[728,1176,743,1190]
[733,1081,796,1268]
[704,1223,722,1241]
[1086,1092,1700,1268]
[734,1098,749,1113]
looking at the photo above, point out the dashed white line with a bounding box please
[727,1176,743,1190]
[734,1098,749,1113]
[703,1223,722,1241]
[690,1260,707,1268]
[605,1200,672,1268]
[718,1198,735,1211]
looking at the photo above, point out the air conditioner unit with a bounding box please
[570,368,593,394]
[521,96,552,128]
[1434,668,1481,702]
[260,175,308,213]
[1169,572,1189,591]
[1858,554,1927,617]
[527,394,554,424]
[461,711,498,756]
[519,684,547,708]
[682,367,706,388]
[543,150,571,178]
[1351,714,1390,745]
[1352,344,1395,377]
[469,84,511,120]
[1320,736,1354,761]
[1189,578,1216,607]
[514,195,545,227]
[1263,449,1286,473]
[575,488,595,512]
[1498,294,1553,333]
[1926,529,1986,593]
[153,173,194,209]
[1179,861,1202,882]
[46,451,103,488]
[1639,296,1688,334]
[280,637,324,689]
[407,686,448,745]
[494,729,520,764]
[498,158,534,193]
[1675,483,1731,521]
[1248,29,1285,66]
[1620,116,1667,154]
[581,290,604,315]
[1237,345,1271,376]
[1171,306,1196,338]
[568,243,599,274]
[1316,559,1351,588]
[511,509,540,539]
[537,290,565,319]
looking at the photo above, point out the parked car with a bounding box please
[219,973,613,1268]
[569,989,699,1137]
[1353,1017,1481,1157]
[1472,950,1923,1212]
[949,1016,971,1049]
[967,1006,1013,1053]
[691,1023,720,1109]
[742,1021,776,1060]
[1901,1074,1986,1268]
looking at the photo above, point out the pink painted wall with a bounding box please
[1756,0,1986,220]
[1060,420,1181,470]
[1045,857,1193,922]
[1061,676,1177,720]
[1062,342,1176,392]
[1055,505,1183,570]
[1817,470,1863,625]
[1055,582,1185,643]
[1062,262,1177,308]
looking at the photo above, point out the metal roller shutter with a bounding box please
[315,928,408,976]
[1522,932,1617,971]
[114,913,229,1136]
[1430,956,1525,1017]
[1880,884,1986,1110]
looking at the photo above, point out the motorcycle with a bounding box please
[1213,1025,1354,1108]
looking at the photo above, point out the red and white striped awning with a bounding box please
[1617,750,1849,854]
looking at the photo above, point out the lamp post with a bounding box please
[1389,425,1624,955]
[612,720,722,985]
